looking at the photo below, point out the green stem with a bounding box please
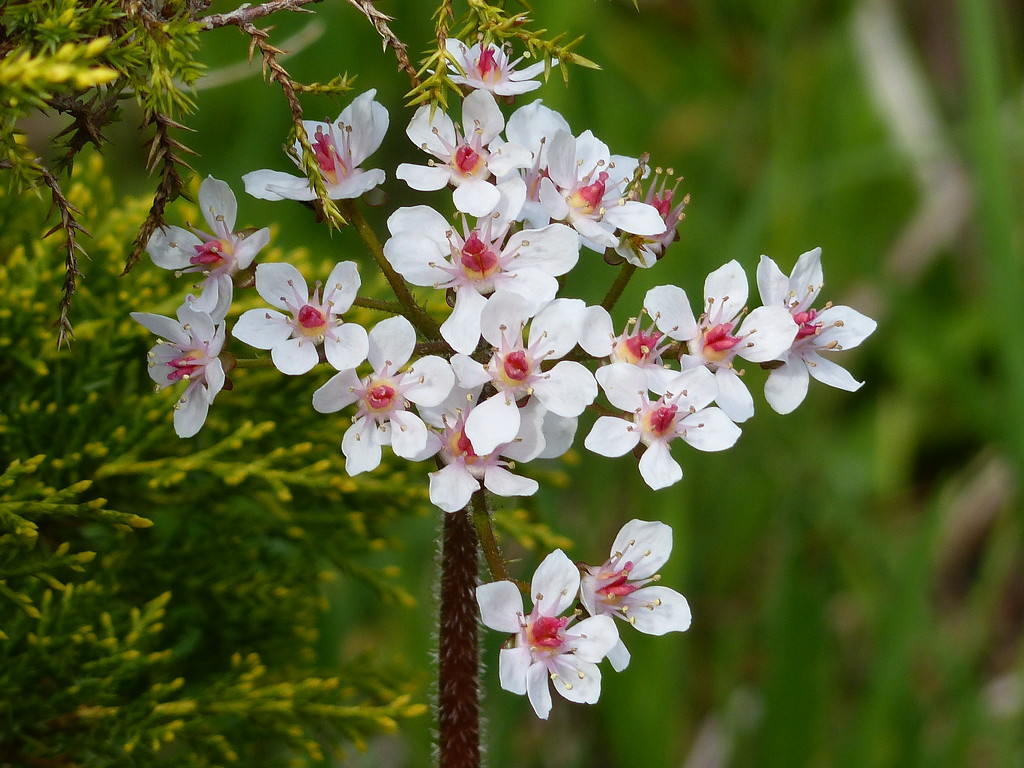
[352,296,406,314]
[339,200,443,341]
[600,261,637,312]
[470,488,508,582]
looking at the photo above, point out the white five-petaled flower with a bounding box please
[146,176,270,318]
[537,129,665,252]
[232,261,368,376]
[396,90,533,217]
[756,247,878,414]
[585,362,741,490]
[445,38,548,96]
[243,89,389,202]
[423,388,544,513]
[383,187,580,354]
[451,293,596,456]
[477,549,619,720]
[131,303,226,438]
[311,315,454,475]
[644,264,798,422]
[579,519,692,672]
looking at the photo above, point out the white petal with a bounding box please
[323,261,361,314]
[324,323,369,371]
[526,661,553,719]
[610,519,674,580]
[607,638,631,672]
[453,177,502,217]
[173,384,210,438]
[383,231,450,286]
[441,289,488,355]
[272,337,319,375]
[549,657,602,704]
[623,585,692,635]
[577,305,616,358]
[764,360,810,415]
[602,200,665,237]
[564,614,619,663]
[198,176,237,234]
[342,420,383,475]
[466,394,520,456]
[530,549,579,618]
[645,284,698,341]
[231,308,292,350]
[703,260,748,322]
[788,247,824,308]
[531,361,596,417]
[311,369,362,413]
[450,353,491,389]
[428,462,479,513]
[368,315,415,371]
[756,254,790,307]
[130,312,188,345]
[736,305,798,363]
[242,169,315,201]
[389,411,429,459]
[714,367,754,423]
[595,362,649,412]
[807,354,864,391]
[815,305,877,350]
[403,356,455,407]
[638,442,683,490]
[146,226,198,269]
[461,89,504,143]
[498,646,533,696]
[528,298,585,358]
[477,580,524,633]
[255,262,308,310]
[395,162,451,191]
[584,416,639,457]
[678,407,741,452]
[482,466,538,498]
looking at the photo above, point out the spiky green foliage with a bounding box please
[0,153,429,766]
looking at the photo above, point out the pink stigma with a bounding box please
[653,189,674,219]
[598,563,640,600]
[575,171,609,211]
[313,130,337,175]
[297,304,326,330]
[793,308,820,340]
[622,330,662,363]
[529,615,568,650]
[704,322,740,353]
[367,383,396,411]
[452,428,477,460]
[477,47,499,79]
[502,350,531,382]
[455,144,482,175]
[460,231,499,276]
[191,241,226,267]
[167,353,202,382]
[648,404,678,437]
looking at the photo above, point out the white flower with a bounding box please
[585,362,740,490]
[131,303,226,438]
[146,176,270,317]
[579,519,692,671]
[232,261,368,376]
[613,171,688,268]
[383,189,579,354]
[311,315,454,475]
[537,130,665,252]
[477,549,619,720]
[503,100,573,228]
[243,90,389,202]
[423,388,544,513]
[446,39,547,96]
[756,248,878,414]
[396,90,532,217]
[451,293,596,456]
[645,263,798,422]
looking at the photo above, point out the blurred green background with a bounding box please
[104,0,1024,765]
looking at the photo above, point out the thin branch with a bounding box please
[122,111,196,275]
[344,0,419,85]
[38,165,90,348]
[200,0,322,29]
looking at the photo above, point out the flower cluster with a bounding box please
[131,42,876,721]
[477,519,691,718]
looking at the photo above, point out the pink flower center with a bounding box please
[793,308,820,340]
[313,130,343,183]
[617,330,663,365]
[646,404,678,438]
[652,189,674,219]
[366,382,396,411]
[460,231,499,278]
[477,47,499,80]
[190,240,231,269]
[502,349,531,383]
[297,304,327,336]
[448,427,479,463]
[569,171,609,214]
[167,351,203,382]
[528,615,568,650]
[702,322,741,362]
[454,144,484,176]
[597,562,640,602]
